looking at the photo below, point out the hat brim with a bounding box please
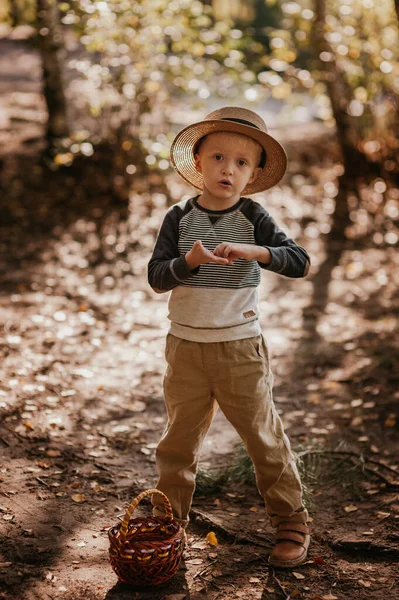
[170,119,287,194]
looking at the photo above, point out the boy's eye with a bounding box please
[214,154,223,160]
[238,159,247,166]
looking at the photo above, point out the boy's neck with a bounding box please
[196,190,241,211]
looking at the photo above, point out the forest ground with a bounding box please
[0,35,398,600]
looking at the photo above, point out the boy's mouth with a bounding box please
[218,179,232,187]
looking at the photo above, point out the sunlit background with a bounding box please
[0,3,398,598]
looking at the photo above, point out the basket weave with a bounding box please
[108,488,184,586]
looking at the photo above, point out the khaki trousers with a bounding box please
[152,333,308,528]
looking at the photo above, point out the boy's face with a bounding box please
[194,132,262,200]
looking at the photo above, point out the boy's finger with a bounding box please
[223,246,232,257]
[210,256,229,264]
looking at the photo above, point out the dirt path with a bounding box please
[1,166,398,600]
[0,34,398,600]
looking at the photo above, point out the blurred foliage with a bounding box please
[229,1,399,170]
[2,1,399,181]
[3,0,259,164]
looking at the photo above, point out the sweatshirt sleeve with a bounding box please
[147,207,200,291]
[253,206,310,278]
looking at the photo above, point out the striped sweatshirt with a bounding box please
[148,196,310,342]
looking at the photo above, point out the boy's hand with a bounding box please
[213,242,271,264]
[185,240,233,270]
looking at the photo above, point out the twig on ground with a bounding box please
[365,459,398,475]
[362,466,398,488]
[35,477,49,487]
[0,424,27,441]
[299,450,399,487]
[96,428,113,443]
[190,507,271,548]
[93,461,112,472]
[298,450,396,472]
[269,567,291,599]
[193,558,219,579]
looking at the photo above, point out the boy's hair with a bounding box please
[193,133,267,169]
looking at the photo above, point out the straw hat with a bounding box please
[170,106,287,194]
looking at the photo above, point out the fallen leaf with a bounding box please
[205,531,218,546]
[344,504,358,513]
[24,422,34,430]
[3,514,14,521]
[249,577,261,583]
[359,579,372,588]
[384,414,396,428]
[314,556,325,565]
[71,494,86,503]
[46,449,61,457]
[191,541,208,550]
[292,572,305,579]
[321,595,338,600]
[375,511,390,519]
[61,389,76,397]
[351,399,363,407]
[249,506,258,512]
[0,562,12,568]
[187,558,203,565]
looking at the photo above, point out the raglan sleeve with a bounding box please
[147,207,200,292]
[253,205,311,278]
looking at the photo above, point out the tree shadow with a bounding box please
[0,393,158,597]
[104,570,189,600]
[0,146,169,298]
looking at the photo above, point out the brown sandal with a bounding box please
[268,522,310,568]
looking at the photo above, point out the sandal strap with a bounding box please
[276,530,308,546]
[277,522,310,535]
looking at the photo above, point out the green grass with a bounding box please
[195,441,370,510]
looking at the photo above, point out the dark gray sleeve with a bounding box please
[147,207,200,291]
[245,200,310,278]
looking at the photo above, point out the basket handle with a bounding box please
[119,489,173,542]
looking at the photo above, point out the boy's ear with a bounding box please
[249,166,262,183]
[194,153,202,174]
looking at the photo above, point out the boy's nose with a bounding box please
[222,163,233,175]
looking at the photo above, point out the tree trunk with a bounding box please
[36,0,69,142]
[9,0,20,25]
[313,0,378,240]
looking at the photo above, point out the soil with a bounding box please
[0,34,398,600]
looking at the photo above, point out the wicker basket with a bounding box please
[108,488,184,586]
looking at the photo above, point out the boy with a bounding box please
[147,107,311,568]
